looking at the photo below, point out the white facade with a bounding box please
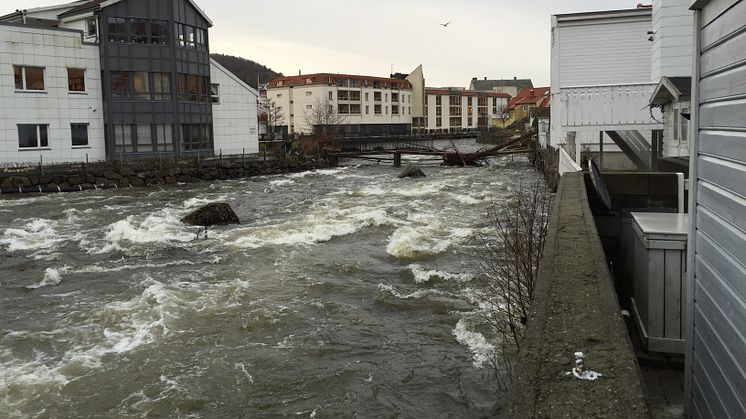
[550,8,663,157]
[651,0,693,81]
[0,23,105,165]
[268,75,414,135]
[210,58,259,155]
[424,90,508,133]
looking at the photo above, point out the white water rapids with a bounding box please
[0,145,541,418]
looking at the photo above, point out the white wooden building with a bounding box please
[210,58,259,155]
[686,0,746,417]
[550,6,663,169]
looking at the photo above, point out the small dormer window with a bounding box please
[277,81,283,87]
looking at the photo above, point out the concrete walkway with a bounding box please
[509,172,649,418]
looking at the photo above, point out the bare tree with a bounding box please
[262,98,285,141]
[475,180,554,388]
[304,97,346,138]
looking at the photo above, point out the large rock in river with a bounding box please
[398,165,426,179]
[181,203,240,226]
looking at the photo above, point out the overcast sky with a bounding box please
[8,0,639,87]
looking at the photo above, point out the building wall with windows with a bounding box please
[0,23,105,164]
[99,0,213,159]
[423,89,509,133]
[267,74,414,136]
[210,58,259,155]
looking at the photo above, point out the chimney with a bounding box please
[514,76,517,81]
[472,77,477,81]
[484,77,487,80]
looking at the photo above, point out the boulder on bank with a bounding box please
[181,203,240,226]
[398,165,426,179]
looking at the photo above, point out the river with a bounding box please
[0,142,541,418]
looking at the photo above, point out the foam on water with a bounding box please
[269,179,296,187]
[92,210,197,254]
[453,318,495,369]
[408,264,474,284]
[386,226,472,259]
[0,219,64,253]
[377,284,453,300]
[228,206,394,249]
[26,267,70,289]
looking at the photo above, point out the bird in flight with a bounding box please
[439,21,451,27]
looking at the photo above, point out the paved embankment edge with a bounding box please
[508,172,649,418]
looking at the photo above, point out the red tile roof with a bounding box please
[505,87,550,110]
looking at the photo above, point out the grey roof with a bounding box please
[668,76,692,98]
[470,78,533,91]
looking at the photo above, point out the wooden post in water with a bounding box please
[393,152,402,167]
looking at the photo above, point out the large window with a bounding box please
[71,123,88,147]
[107,17,168,45]
[133,72,150,100]
[181,124,212,151]
[14,66,45,91]
[113,124,133,153]
[154,124,174,152]
[153,73,171,101]
[18,124,49,149]
[176,23,207,50]
[67,69,85,92]
[177,73,210,102]
[111,71,129,99]
[136,124,153,152]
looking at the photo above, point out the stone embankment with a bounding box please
[509,172,648,418]
[0,157,329,194]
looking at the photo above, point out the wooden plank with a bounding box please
[648,248,666,337]
[664,249,684,339]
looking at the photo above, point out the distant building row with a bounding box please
[0,0,259,165]
[266,69,544,136]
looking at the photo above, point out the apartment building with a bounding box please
[267,73,414,137]
[421,88,510,134]
[0,0,258,164]
[469,77,533,97]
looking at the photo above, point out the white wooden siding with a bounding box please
[556,17,652,87]
[689,0,746,417]
[652,0,694,80]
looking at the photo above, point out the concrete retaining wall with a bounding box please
[509,172,648,418]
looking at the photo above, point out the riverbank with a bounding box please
[0,155,330,195]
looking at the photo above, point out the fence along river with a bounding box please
[0,141,541,418]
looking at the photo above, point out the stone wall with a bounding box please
[0,156,330,194]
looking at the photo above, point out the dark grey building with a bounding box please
[98,0,214,159]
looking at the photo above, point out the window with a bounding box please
[176,23,207,50]
[673,111,679,141]
[338,104,349,114]
[385,93,388,102]
[681,108,689,143]
[113,124,133,153]
[436,117,442,127]
[86,17,96,36]
[450,116,461,127]
[149,20,168,45]
[133,72,150,99]
[305,91,312,96]
[350,104,360,114]
[328,91,333,100]
[14,66,45,91]
[67,69,85,92]
[374,104,382,114]
[187,74,198,101]
[181,124,212,151]
[385,106,388,115]
[71,124,88,147]
[365,92,369,102]
[153,73,171,101]
[374,92,381,102]
[392,105,399,115]
[365,105,369,114]
[111,71,129,100]
[107,17,128,42]
[18,124,48,149]
[338,90,349,101]
[136,124,153,152]
[306,104,313,109]
[211,84,220,103]
[154,124,174,152]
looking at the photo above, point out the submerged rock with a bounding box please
[181,203,240,226]
[398,165,426,179]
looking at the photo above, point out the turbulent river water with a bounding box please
[0,141,541,418]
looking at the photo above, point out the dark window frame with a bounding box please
[14,66,45,91]
[71,123,89,147]
[67,68,86,92]
[18,124,49,149]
